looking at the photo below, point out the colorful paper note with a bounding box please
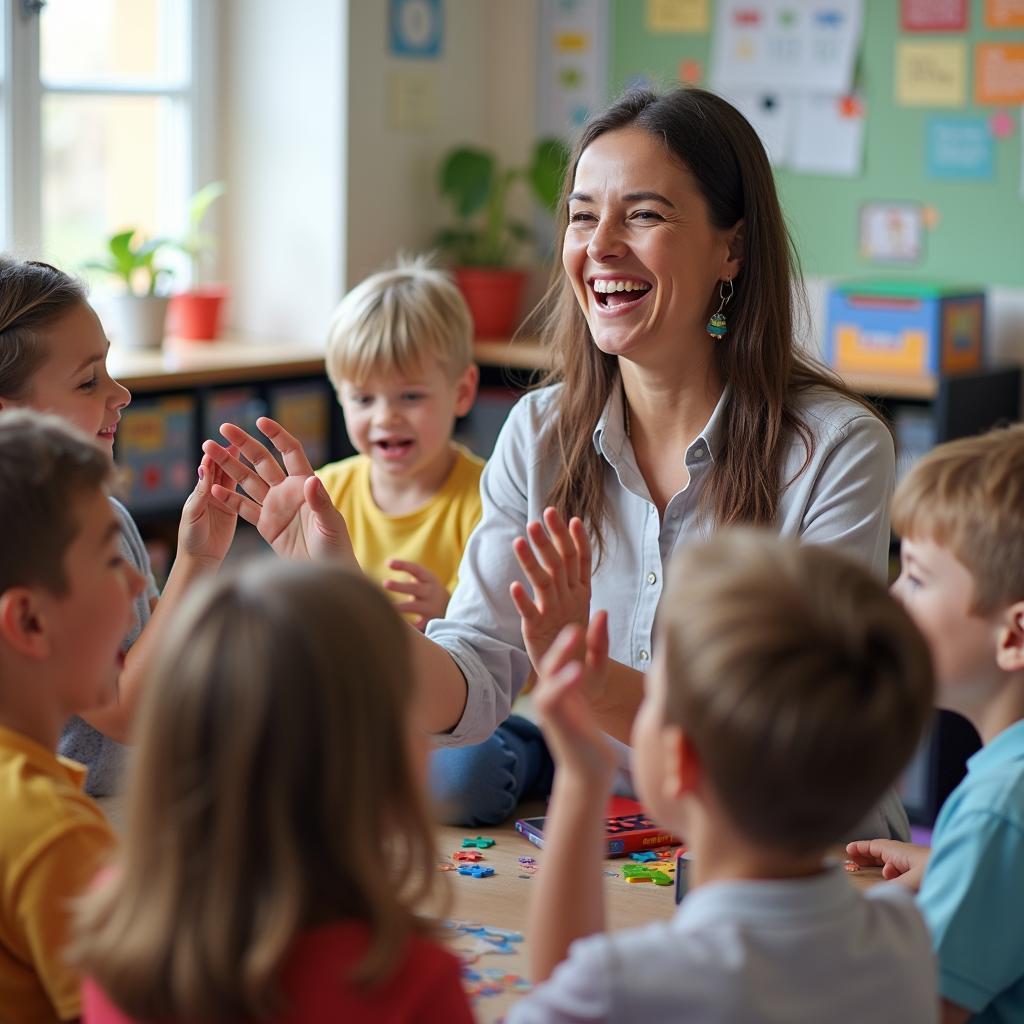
[985,0,1024,28]
[646,0,709,32]
[710,0,864,96]
[790,93,866,176]
[895,40,967,107]
[926,117,995,179]
[859,203,926,264]
[975,43,1024,105]
[715,88,793,167]
[901,0,968,31]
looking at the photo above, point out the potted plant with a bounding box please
[437,137,569,338]
[84,229,174,350]
[166,181,228,341]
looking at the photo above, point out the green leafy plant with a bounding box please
[83,230,173,297]
[436,137,570,267]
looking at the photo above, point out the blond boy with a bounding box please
[848,425,1024,1024]
[316,256,482,630]
[0,411,144,1022]
[510,531,937,1024]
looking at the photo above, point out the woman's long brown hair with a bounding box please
[71,560,443,1022]
[537,88,877,558]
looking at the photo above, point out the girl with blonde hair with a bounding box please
[72,559,472,1024]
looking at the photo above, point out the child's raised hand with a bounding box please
[510,508,594,684]
[201,417,355,565]
[533,612,616,788]
[176,446,239,566]
[845,839,930,890]
[383,560,449,631]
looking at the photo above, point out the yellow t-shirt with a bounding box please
[0,725,114,1024]
[316,445,485,597]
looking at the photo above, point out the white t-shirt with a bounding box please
[508,867,938,1024]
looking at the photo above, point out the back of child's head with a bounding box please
[892,424,1024,614]
[0,256,87,401]
[0,409,111,599]
[72,559,440,1023]
[658,530,934,855]
[325,253,473,389]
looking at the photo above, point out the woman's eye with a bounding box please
[631,210,662,222]
[569,210,595,223]
[79,377,98,391]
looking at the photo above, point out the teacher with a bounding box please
[208,88,900,836]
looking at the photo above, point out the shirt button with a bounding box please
[692,446,706,460]
[647,572,657,585]
[638,649,650,662]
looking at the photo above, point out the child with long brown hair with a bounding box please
[71,559,472,1024]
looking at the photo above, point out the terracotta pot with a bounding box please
[167,286,228,341]
[103,294,169,350]
[453,267,528,339]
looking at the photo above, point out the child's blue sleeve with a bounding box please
[918,808,1024,1014]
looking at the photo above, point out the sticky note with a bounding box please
[975,43,1024,105]
[896,40,967,107]
[927,117,994,179]
[646,0,709,32]
[985,0,1024,28]
[901,0,968,31]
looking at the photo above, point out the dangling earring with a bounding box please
[706,278,734,339]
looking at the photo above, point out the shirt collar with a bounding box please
[592,378,730,465]
[966,719,1024,777]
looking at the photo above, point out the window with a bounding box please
[1,0,216,281]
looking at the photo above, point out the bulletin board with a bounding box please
[608,0,1024,287]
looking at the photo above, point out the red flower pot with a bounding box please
[167,287,228,341]
[453,267,528,339]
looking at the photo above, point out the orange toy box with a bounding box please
[825,281,985,379]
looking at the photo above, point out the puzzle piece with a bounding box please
[457,864,496,878]
[630,851,658,862]
[461,835,497,849]
[623,863,673,886]
[453,850,484,862]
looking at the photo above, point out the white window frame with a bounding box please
[1,0,217,265]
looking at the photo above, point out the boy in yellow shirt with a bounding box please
[0,411,144,1023]
[316,256,483,631]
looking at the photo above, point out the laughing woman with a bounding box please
[206,88,902,838]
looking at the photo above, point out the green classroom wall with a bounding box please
[609,0,1024,288]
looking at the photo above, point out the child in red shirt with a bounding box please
[71,559,473,1024]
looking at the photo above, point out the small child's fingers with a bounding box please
[586,610,610,670]
[526,519,567,586]
[543,507,579,583]
[255,416,315,477]
[569,517,593,587]
[538,624,586,679]
[384,579,425,598]
[534,661,584,715]
[210,484,262,527]
[509,580,542,624]
[202,439,270,503]
[218,423,288,486]
[387,559,436,583]
[513,537,553,599]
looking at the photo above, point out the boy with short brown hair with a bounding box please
[849,425,1024,1024]
[510,530,937,1023]
[0,410,143,1022]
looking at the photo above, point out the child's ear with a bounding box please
[995,601,1024,673]
[0,589,51,660]
[453,363,479,419]
[660,724,701,800]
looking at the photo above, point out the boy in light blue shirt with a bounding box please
[849,425,1024,1024]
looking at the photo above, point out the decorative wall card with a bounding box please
[985,0,1024,28]
[859,203,925,263]
[926,117,995,179]
[388,0,443,58]
[710,0,863,95]
[538,0,609,135]
[895,40,967,106]
[790,93,865,176]
[975,43,1024,105]
[901,0,968,31]
[646,0,709,32]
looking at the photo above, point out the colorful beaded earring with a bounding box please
[706,278,734,339]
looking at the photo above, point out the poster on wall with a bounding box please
[985,0,1024,28]
[646,0,709,33]
[790,93,865,176]
[901,0,968,31]
[975,43,1024,105]
[709,0,863,96]
[926,117,995,179]
[895,40,967,107]
[859,203,926,264]
[537,0,609,138]
[388,0,443,58]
